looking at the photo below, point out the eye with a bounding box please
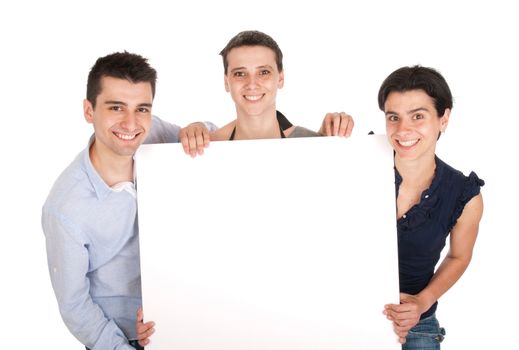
[233,71,246,78]
[387,115,399,122]
[259,69,271,76]
[137,107,150,113]
[109,105,123,111]
[413,113,424,120]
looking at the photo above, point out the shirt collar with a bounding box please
[82,135,114,201]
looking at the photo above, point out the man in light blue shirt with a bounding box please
[42,52,211,350]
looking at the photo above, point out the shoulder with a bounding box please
[210,120,236,141]
[287,126,320,138]
[43,149,96,215]
[436,157,485,194]
[436,157,485,230]
[145,115,181,144]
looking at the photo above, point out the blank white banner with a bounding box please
[136,136,400,350]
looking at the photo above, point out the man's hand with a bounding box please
[136,307,155,347]
[179,122,211,157]
[318,112,354,137]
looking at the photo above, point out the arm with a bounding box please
[43,210,134,350]
[318,112,354,137]
[384,193,484,343]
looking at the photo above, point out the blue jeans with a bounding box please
[403,314,446,350]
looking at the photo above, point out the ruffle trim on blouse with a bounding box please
[396,157,444,232]
[397,192,441,232]
[448,171,485,232]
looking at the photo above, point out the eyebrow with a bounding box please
[407,107,430,114]
[230,67,246,73]
[385,107,430,116]
[104,100,152,108]
[229,64,274,73]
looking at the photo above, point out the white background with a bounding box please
[1,0,517,348]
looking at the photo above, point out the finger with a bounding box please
[324,114,333,136]
[391,323,409,343]
[179,130,191,155]
[137,322,155,339]
[394,326,409,338]
[332,113,342,136]
[138,338,150,347]
[196,131,205,155]
[389,302,416,313]
[339,113,354,137]
[188,130,197,158]
[393,318,413,329]
[136,307,143,322]
[136,320,154,334]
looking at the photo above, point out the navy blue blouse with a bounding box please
[395,156,484,319]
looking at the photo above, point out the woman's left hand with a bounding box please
[383,293,426,344]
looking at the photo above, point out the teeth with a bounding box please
[244,95,262,101]
[115,133,137,140]
[398,139,418,147]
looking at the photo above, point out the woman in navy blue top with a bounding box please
[380,66,484,349]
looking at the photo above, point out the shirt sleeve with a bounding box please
[145,116,181,144]
[204,121,218,132]
[448,171,485,231]
[42,208,134,350]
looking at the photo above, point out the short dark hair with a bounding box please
[219,30,283,74]
[86,51,157,108]
[377,65,453,117]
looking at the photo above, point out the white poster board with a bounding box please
[136,136,400,349]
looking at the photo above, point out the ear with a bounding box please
[224,74,230,92]
[278,70,285,89]
[83,99,94,124]
[440,108,451,132]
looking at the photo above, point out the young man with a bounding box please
[42,52,210,350]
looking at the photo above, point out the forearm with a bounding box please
[417,194,483,313]
[416,254,472,313]
[44,210,133,349]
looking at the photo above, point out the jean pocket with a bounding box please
[409,326,446,344]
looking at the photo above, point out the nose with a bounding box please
[120,111,137,131]
[396,118,412,135]
[245,74,259,89]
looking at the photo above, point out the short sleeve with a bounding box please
[448,171,485,231]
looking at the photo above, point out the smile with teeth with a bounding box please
[244,94,264,101]
[398,139,419,147]
[114,132,138,141]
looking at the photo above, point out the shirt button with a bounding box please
[425,194,429,199]
[402,214,407,218]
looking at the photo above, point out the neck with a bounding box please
[233,109,281,140]
[395,154,436,187]
[89,141,134,187]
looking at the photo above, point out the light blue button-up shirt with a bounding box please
[42,117,193,349]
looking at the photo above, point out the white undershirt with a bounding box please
[110,181,136,199]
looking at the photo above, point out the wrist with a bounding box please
[416,290,437,314]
